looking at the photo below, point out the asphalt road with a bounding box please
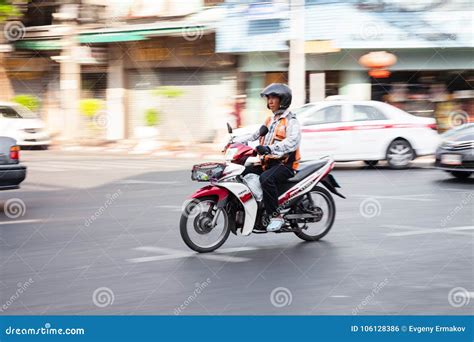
[0,150,472,315]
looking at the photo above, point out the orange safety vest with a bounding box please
[259,115,301,170]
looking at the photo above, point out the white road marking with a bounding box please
[128,253,250,263]
[128,246,253,263]
[135,246,258,254]
[29,161,103,170]
[135,246,184,254]
[119,180,181,185]
[155,205,182,212]
[382,225,474,237]
[215,246,259,254]
[353,194,437,202]
[23,157,195,175]
[26,167,66,172]
[0,219,43,226]
[21,184,64,191]
[24,159,185,172]
[443,188,474,193]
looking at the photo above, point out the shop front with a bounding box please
[123,35,237,143]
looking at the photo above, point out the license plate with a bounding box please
[441,154,462,165]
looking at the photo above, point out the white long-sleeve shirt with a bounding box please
[235,109,301,158]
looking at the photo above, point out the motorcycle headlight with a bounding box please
[225,147,238,161]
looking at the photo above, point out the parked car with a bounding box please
[235,99,440,169]
[0,102,51,148]
[434,124,473,179]
[0,137,27,190]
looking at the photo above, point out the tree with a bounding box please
[0,0,20,21]
[0,0,22,101]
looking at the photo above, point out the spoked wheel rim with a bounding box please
[183,199,229,250]
[297,190,334,238]
[387,140,414,167]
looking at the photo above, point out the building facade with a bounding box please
[216,0,474,128]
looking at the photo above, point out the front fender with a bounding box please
[189,185,229,202]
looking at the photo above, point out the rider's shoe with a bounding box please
[252,227,267,233]
[267,217,284,232]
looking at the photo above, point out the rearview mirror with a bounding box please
[227,122,233,134]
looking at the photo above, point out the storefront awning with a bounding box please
[79,26,209,43]
[14,40,62,50]
[14,25,210,50]
[79,32,146,44]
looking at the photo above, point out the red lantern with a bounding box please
[359,51,397,78]
[368,69,391,78]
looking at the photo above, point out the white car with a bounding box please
[236,100,440,169]
[0,102,51,147]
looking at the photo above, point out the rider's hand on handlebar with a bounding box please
[256,145,271,155]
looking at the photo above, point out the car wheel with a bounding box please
[364,160,379,167]
[450,171,472,179]
[386,139,414,169]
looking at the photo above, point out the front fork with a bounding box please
[210,207,222,227]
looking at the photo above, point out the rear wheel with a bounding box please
[294,186,335,242]
[451,171,472,179]
[180,196,232,253]
[386,139,414,169]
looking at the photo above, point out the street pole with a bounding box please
[59,22,81,141]
[288,0,305,107]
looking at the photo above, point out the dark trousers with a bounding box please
[242,162,294,216]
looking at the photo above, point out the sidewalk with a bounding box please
[50,140,436,167]
[52,140,225,160]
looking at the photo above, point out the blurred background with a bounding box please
[0,0,472,150]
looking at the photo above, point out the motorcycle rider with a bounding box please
[235,83,301,232]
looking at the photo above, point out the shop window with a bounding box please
[248,19,281,35]
[352,105,386,121]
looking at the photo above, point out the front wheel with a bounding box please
[180,196,231,253]
[294,186,336,242]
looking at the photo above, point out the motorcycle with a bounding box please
[180,123,345,253]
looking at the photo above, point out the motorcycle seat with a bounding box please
[286,160,328,183]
